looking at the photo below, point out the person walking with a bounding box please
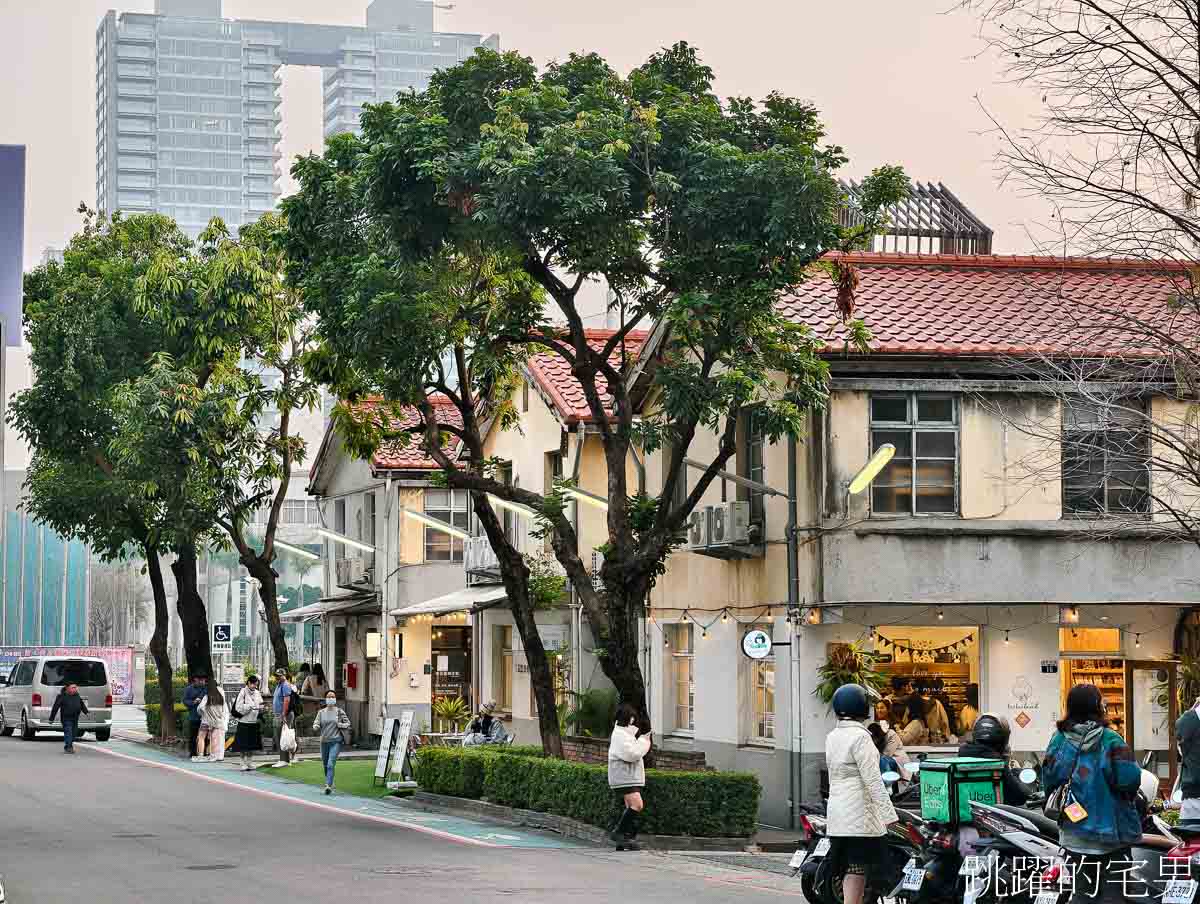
[271,668,295,766]
[194,678,229,763]
[182,672,207,758]
[230,675,264,772]
[607,702,651,852]
[49,682,89,754]
[312,690,351,795]
[301,663,328,699]
[1043,684,1141,904]
[826,684,898,904]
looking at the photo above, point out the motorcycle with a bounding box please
[789,803,829,903]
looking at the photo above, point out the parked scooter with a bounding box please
[789,803,829,903]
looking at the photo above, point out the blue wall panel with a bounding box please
[41,526,64,644]
[66,542,86,645]
[21,518,36,644]
[3,512,18,645]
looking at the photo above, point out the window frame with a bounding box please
[423,489,468,563]
[668,623,695,736]
[1060,397,1152,518]
[869,393,960,517]
[496,625,514,714]
[739,410,767,528]
[742,623,776,746]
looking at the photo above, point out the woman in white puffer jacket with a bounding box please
[826,683,898,904]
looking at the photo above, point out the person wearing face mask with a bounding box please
[312,691,351,795]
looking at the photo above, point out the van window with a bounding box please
[12,660,35,686]
[40,660,108,687]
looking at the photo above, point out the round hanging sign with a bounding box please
[742,629,773,660]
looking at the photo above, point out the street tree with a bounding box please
[282,43,907,725]
[12,209,188,736]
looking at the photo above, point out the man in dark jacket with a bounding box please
[1177,702,1200,816]
[958,713,1031,806]
[49,683,89,753]
[182,673,207,758]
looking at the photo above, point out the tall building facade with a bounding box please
[96,0,497,236]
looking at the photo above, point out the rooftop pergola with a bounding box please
[840,180,994,256]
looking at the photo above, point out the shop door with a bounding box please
[432,626,472,713]
[369,660,382,736]
[1125,660,1178,789]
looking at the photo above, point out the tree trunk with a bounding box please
[245,556,289,673]
[144,545,176,740]
[170,544,213,681]
[586,583,651,728]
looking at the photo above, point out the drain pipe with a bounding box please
[787,435,801,830]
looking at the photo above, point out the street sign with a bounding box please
[222,663,243,684]
[211,623,233,652]
[741,628,772,660]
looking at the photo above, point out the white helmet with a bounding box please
[1140,768,1160,803]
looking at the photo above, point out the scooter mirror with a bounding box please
[881,771,901,784]
[1019,768,1038,784]
[904,762,920,777]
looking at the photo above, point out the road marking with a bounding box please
[87,744,500,847]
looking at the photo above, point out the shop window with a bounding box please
[873,626,978,745]
[1061,626,1126,737]
[364,492,376,566]
[495,625,514,713]
[530,648,570,716]
[870,393,958,515]
[424,489,468,562]
[1062,399,1150,517]
[743,624,775,745]
[668,624,695,733]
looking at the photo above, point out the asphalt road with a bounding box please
[0,732,801,903]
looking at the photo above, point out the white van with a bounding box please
[0,656,114,741]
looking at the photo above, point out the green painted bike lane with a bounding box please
[93,740,578,850]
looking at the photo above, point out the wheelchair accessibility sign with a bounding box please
[212,623,233,652]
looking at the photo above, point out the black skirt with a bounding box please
[230,721,262,753]
[827,835,887,874]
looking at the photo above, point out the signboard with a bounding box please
[222,663,244,685]
[393,710,414,778]
[374,717,398,781]
[742,629,773,660]
[211,623,233,652]
[0,646,134,703]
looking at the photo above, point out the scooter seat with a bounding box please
[994,803,1060,839]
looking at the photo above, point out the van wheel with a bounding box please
[20,712,35,740]
[95,728,110,742]
[0,708,12,736]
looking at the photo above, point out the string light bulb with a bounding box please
[681,610,690,623]
[701,627,708,639]
[663,633,669,648]
[937,607,944,621]
[1135,633,1142,648]
[721,610,729,624]
[1004,630,1010,645]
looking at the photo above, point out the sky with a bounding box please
[0,0,1046,270]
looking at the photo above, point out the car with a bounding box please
[0,655,114,742]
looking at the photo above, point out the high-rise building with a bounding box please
[96,0,498,236]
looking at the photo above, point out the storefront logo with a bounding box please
[742,629,772,660]
[1014,711,1032,729]
[1012,676,1033,705]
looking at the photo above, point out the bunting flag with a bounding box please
[873,630,974,661]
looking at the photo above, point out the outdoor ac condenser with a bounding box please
[708,501,750,546]
[686,507,709,548]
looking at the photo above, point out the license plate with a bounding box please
[960,855,986,877]
[789,850,806,869]
[1034,892,1060,904]
[1164,881,1199,904]
[901,867,926,892]
[813,838,831,857]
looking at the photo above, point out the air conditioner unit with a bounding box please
[708,501,750,547]
[686,508,709,549]
[336,556,367,586]
[591,550,604,591]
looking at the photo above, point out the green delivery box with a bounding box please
[919,756,1005,825]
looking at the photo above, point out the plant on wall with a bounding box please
[814,641,889,709]
[565,687,619,737]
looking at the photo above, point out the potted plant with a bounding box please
[814,641,889,709]
[432,696,470,733]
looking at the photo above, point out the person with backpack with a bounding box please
[958,713,1031,806]
[1043,684,1141,904]
[194,677,229,763]
[182,672,207,758]
[827,684,898,904]
[271,668,297,766]
[230,674,264,772]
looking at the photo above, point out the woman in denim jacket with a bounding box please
[1043,684,1142,904]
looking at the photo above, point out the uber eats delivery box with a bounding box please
[919,756,1005,825]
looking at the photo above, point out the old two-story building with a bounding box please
[636,252,1200,827]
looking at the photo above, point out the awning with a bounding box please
[279,592,380,623]
[390,585,507,618]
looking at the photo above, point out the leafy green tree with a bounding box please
[282,43,907,723]
[11,209,187,736]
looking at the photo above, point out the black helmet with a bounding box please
[972,713,1010,751]
[832,683,871,719]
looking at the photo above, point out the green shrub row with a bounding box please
[413,747,760,837]
[144,678,189,707]
[145,703,188,737]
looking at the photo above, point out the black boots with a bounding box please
[610,807,640,851]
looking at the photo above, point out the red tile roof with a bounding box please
[779,252,1192,358]
[526,329,649,423]
[347,395,464,472]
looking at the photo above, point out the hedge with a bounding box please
[145,703,188,737]
[144,678,189,707]
[413,748,760,838]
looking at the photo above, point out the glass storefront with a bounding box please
[873,625,980,746]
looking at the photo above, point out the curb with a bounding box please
[395,790,755,851]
